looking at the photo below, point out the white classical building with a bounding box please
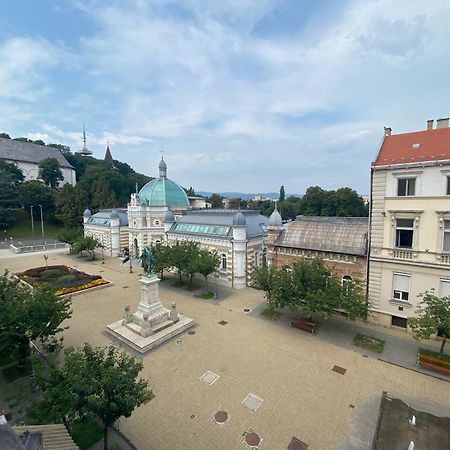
[84,157,269,287]
[368,118,450,329]
[0,137,76,186]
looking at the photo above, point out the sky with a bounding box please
[1,0,450,195]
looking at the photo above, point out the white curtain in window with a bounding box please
[393,273,410,292]
[440,279,450,298]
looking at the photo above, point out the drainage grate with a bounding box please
[213,410,229,424]
[242,393,263,412]
[244,431,262,448]
[187,330,196,335]
[218,320,228,326]
[200,371,220,385]
[332,365,346,375]
[288,436,308,450]
[243,308,252,313]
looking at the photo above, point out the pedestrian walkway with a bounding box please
[250,302,450,382]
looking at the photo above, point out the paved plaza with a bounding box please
[2,251,450,450]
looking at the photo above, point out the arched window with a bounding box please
[342,275,352,295]
[262,248,267,266]
[342,275,353,283]
[221,253,227,271]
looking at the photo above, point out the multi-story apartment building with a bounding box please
[368,118,450,329]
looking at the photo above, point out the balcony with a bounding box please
[392,249,414,259]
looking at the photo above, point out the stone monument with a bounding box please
[106,246,195,353]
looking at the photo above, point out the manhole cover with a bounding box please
[176,340,183,345]
[188,330,196,335]
[332,365,346,375]
[288,436,308,450]
[245,431,261,448]
[200,371,220,385]
[242,393,263,412]
[243,308,252,313]
[218,320,228,326]
[213,410,228,424]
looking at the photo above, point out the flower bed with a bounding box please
[16,265,111,296]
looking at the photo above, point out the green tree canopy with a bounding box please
[0,271,72,364]
[195,249,220,289]
[208,193,224,208]
[34,343,150,450]
[0,160,25,184]
[408,291,450,357]
[18,181,55,218]
[0,132,11,139]
[71,236,100,260]
[38,157,64,189]
[279,185,285,202]
[55,184,89,229]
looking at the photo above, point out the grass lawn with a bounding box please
[196,290,214,300]
[70,417,103,450]
[419,348,450,370]
[7,209,64,239]
[353,334,386,353]
[260,307,282,321]
[1,360,33,383]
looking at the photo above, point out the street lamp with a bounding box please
[39,204,45,248]
[30,205,35,243]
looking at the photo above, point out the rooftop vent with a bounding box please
[412,143,420,149]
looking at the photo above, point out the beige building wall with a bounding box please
[369,163,450,330]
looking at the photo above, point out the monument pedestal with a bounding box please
[106,274,194,354]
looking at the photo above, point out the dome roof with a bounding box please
[138,178,189,207]
[269,207,282,227]
[164,210,176,223]
[83,208,91,218]
[110,209,120,219]
[233,211,246,226]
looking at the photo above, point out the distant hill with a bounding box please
[197,191,300,200]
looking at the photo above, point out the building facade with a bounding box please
[0,137,76,186]
[368,118,450,329]
[83,157,269,287]
[267,209,368,282]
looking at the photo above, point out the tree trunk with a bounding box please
[440,336,447,358]
[205,275,208,290]
[103,425,108,450]
[178,269,182,281]
[160,269,164,280]
[190,275,193,289]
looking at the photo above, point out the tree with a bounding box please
[33,139,46,146]
[35,344,150,449]
[195,249,220,290]
[208,193,224,209]
[91,178,117,210]
[251,265,278,310]
[170,240,199,282]
[0,132,11,139]
[408,291,450,357]
[151,244,172,280]
[71,236,100,260]
[55,184,89,228]
[0,271,72,365]
[0,207,16,229]
[47,143,71,153]
[57,228,83,251]
[185,186,195,196]
[334,187,367,217]
[0,172,20,209]
[38,157,64,189]
[0,160,25,184]
[299,186,324,216]
[279,185,285,202]
[227,197,241,209]
[19,181,55,218]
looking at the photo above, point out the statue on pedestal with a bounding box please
[140,246,154,277]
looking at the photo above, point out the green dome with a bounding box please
[138,177,189,207]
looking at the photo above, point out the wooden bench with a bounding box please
[290,317,316,334]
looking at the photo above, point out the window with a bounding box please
[393,273,410,302]
[447,176,450,195]
[443,221,450,252]
[397,178,416,196]
[440,279,450,298]
[395,219,414,248]
[221,253,227,271]
[391,316,407,328]
[254,251,259,267]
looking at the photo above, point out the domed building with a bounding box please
[84,156,269,287]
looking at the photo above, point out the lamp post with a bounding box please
[39,204,45,248]
[30,205,35,243]
[129,244,133,273]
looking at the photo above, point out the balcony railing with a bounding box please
[393,249,414,259]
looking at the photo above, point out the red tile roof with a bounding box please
[374,127,450,166]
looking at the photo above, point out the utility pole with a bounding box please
[39,204,45,248]
[30,205,35,244]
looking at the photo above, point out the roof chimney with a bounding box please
[436,118,449,129]
[427,119,434,130]
[384,127,392,136]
